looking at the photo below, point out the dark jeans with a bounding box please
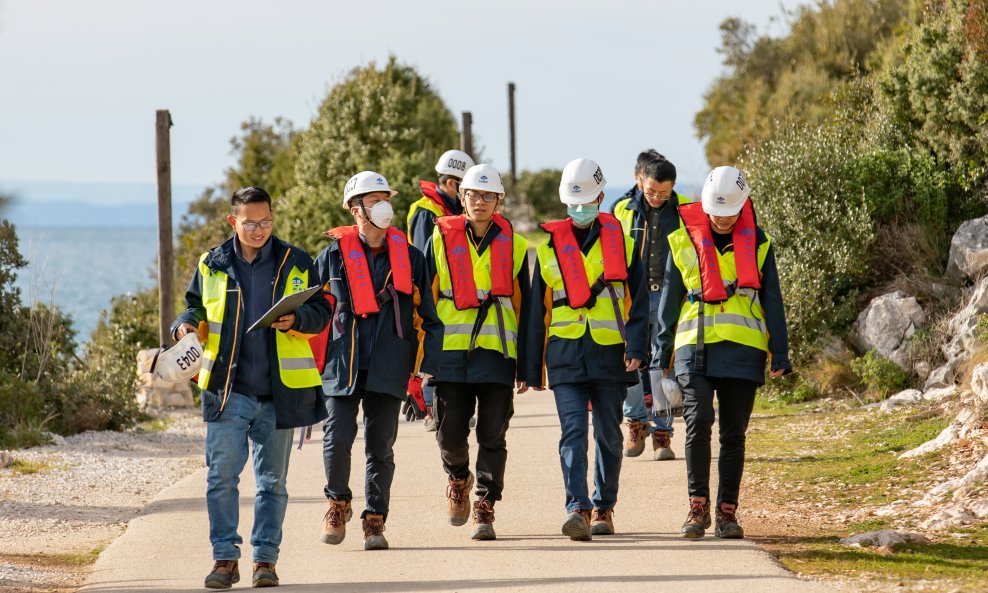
[322,389,401,520]
[679,374,757,507]
[434,382,514,503]
[553,381,626,512]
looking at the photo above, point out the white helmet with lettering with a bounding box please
[435,150,475,179]
[143,332,204,383]
[342,170,397,207]
[701,166,750,216]
[559,158,606,205]
[460,164,505,195]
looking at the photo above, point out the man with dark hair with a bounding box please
[607,149,664,209]
[172,186,330,589]
[612,156,692,462]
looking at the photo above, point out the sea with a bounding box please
[13,227,160,342]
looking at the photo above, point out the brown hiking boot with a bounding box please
[623,420,648,457]
[561,509,593,541]
[470,500,496,540]
[446,472,474,526]
[681,497,711,539]
[204,560,239,589]
[590,508,614,535]
[362,513,388,550]
[320,498,352,544]
[715,503,745,539]
[652,430,675,461]
[251,562,278,588]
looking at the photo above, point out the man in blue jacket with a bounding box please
[172,186,330,589]
[654,166,792,540]
[612,156,692,461]
[525,159,649,541]
[313,171,442,551]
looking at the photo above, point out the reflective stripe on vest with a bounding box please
[539,213,627,308]
[668,226,772,352]
[535,228,635,346]
[274,262,323,388]
[437,214,515,310]
[327,225,413,315]
[432,222,528,358]
[614,193,693,258]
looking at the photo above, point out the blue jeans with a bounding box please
[553,381,626,512]
[623,291,673,434]
[205,392,294,563]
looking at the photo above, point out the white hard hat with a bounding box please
[144,332,204,383]
[435,150,475,178]
[460,164,505,195]
[701,166,750,216]
[342,171,397,207]
[559,158,606,205]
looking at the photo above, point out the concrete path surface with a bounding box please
[81,390,827,593]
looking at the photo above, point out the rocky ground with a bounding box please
[0,410,205,592]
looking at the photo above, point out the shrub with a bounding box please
[514,169,565,222]
[850,350,909,400]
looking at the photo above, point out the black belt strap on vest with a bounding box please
[604,283,628,342]
[466,296,510,361]
[335,283,403,338]
[551,274,610,309]
[687,282,739,373]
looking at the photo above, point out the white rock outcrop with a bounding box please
[849,291,925,369]
[946,215,988,281]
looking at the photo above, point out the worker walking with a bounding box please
[171,186,330,589]
[313,171,443,551]
[422,163,530,541]
[612,155,692,461]
[525,159,649,541]
[654,166,792,540]
[407,149,476,431]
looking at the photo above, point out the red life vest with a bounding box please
[678,200,761,302]
[539,213,628,309]
[327,225,413,315]
[419,180,455,216]
[437,214,515,310]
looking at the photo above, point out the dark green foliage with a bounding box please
[850,350,909,399]
[282,56,460,254]
[514,169,564,222]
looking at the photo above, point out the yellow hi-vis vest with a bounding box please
[613,193,693,258]
[667,228,771,352]
[406,197,446,244]
[431,226,528,358]
[196,252,322,400]
[535,232,635,345]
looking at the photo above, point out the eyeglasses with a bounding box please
[644,191,672,202]
[464,191,498,203]
[238,218,273,232]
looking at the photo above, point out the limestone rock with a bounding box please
[946,215,988,281]
[0,451,11,468]
[899,422,960,459]
[880,389,922,412]
[971,363,988,405]
[914,360,931,381]
[922,385,958,402]
[924,363,957,390]
[849,291,926,369]
[840,530,930,551]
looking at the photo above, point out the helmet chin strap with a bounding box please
[359,203,387,230]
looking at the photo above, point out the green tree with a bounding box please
[515,169,565,222]
[281,56,460,254]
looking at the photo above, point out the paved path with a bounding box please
[81,391,827,593]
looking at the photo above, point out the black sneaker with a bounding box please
[681,497,711,539]
[715,504,745,539]
[204,560,239,589]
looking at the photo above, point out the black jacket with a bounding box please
[408,188,462,252]
[525,220,650,388]
[653,227,792,384]
[172,235,331,428]
[314,233,442,398]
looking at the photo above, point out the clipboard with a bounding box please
[246,285,322,333]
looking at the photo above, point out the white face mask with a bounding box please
[363,200,394,229]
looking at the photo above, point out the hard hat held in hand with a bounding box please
[435,150,475,178]
[144,332,204,383]
[460,164,505,195]
[343,171,397,207]
[559,158,606,205]
[701,166,750,217]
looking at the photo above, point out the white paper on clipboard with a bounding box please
[246,285,322,333]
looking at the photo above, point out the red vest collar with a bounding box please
[678,200,761,302]
[539,213,628,309]
[326,226,413,316]
[437,214,515,310]
[419,180,455,216]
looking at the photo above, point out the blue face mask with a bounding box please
[567,204,599,227]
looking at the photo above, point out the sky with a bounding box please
[0,0,804,202]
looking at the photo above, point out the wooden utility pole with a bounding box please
[508,82,517,190]
[155,110,175,346]
[460,111,474,159]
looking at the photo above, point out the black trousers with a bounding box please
[679,374,758,508]
[434,382,514,504]
[322,388,401,520]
